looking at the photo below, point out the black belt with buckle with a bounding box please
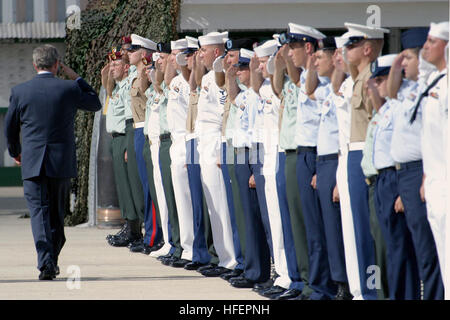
[365,175,377,186]
[125,119,134,126]
[112,132,125,138]
[297,146,317,154]
[377,166,396,175]
[317,153,339,162]
[285,149,296,154]
[160,133,171,141]
[395,160,423,171]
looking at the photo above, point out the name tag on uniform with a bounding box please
[429,91,439,99]
[174,86,180,93]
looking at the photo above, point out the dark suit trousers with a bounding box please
[23,175,70,271]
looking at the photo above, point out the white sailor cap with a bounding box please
[183,36,199,54]
[171,39,188,50]
[129,34,157,51]
[344,22,390,46]
[198,31,229,46]
[370,53,397,78]
[335,32,351,49]
[233,48,255,67]
[429,21,449,41]
[273,34,282,47]
[254,39,278,58]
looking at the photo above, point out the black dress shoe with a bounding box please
[260,285,287,299]
[147,240,164,253]
[184,261,207,270]
[129,241,145,252]
[106,221,129,241]
[252,278,274,292]
[127,238,143,249]
[170,259,191,268]
[162,255,179,266]
[39,263,57,280]
[333,282,353,300]
[230,277,256,288]
[109,234,142,247]
[157,253,172,261]
[276,288,302,300]
[220,268,243,281]
[55,266,60,276]
[197,263,217,273]
[201,266,231,277]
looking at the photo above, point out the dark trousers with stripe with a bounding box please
[347,150,378,299]
[23,175,70,271]
[186,138,213,264]
[159,135,182,259]
[316,156,348,284]
[110,134,136,220]
[276,152,302,288]
[234,146,271,283]
[124,122,145,222]
[134,128,154,236]
[296,148,336,299]
[142,138,162,247]
[374,168,420,300]
[396,161,444,300]
[285,150,309,293]
[221,142,245,270]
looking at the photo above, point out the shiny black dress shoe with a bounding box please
[129,241,146,252]
[55,266,60,276]
[170,259,191,268]
[197,263,217,273]
[252,278,274,292]
[230,277,256,288]
[201,266,231,277]
[39,263,57,280]
[140,241,164,255]
[276,288,302,300]
[109,233,142,247]
[157,253,172,261]
[161,255,178,266]
[260,285,287,299]
[184,261,207,270]
[333,282,353,300]
[106,222,128,241]
[220,268,243,281]
[127,238,143,249]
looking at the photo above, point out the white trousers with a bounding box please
[170,135,194,261]
[336,152,363,300]
[424,177,448,298]
[149,139,172,257]
[197,132,237,270]
[263,143,291,289]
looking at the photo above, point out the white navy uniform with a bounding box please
[196,69,238,270]
[167,73,195,261]
[334,75,363,300]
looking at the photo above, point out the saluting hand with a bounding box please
[249,55,259,72]
[59,62,80,80]
[274,46,287,70]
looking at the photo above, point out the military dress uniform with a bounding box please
[105,72,137,239]
[196,31,238,274]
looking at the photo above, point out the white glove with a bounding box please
[149,69,156,84]
[213,56,224,73]
[176,52,188,66]
[266,55,275,75]
[152,52,160,62]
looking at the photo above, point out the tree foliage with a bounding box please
[64,0,180,225]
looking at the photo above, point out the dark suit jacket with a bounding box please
[5,73,102,180]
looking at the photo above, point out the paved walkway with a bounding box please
[0,187,266,300]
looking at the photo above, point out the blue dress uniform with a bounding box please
[391,77,444,300]
[295,70,336,299]
[232,86,271,286]
[315,81,349,292]
[373,95,421,300]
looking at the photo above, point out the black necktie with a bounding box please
[410,73,445,124]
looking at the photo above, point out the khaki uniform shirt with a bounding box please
[350,64,373,143]
[130,73,148,123]
[186,88,200,134]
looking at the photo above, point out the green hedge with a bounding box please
[63,0,180,226]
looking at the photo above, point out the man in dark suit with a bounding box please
[4,44,102,280]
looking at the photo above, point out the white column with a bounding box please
[2,0,15,23]
[33,0,48,22]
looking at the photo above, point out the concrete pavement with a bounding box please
[0,187,266,300]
